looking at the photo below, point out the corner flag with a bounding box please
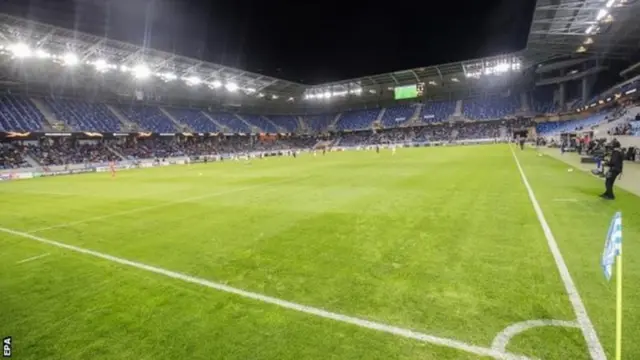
[602,212,622,281]
[601,211,623,360]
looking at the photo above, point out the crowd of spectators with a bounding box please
[0,144,30,169]
[26,139,115,166]
[609,122,633,136]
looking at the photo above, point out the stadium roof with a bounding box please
[1,0,638,102]
[524,0,640,61]
[0,13,307,98]
[305,0,640,97]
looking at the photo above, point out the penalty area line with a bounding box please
[0,226,528,360]
[509,146,606,360]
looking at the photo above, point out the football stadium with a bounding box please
[1,1,640,359]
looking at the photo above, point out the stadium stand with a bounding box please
[536,111,611,135]
[43,98,123,132]
[116,105,177,133]
[463,94,520,120]
[207,112,251,133]
[305,114,334,133]
[27,139,115,166]
[0,94,47,131]
[164,108,220,133]
[335,109,380,130]
[240,114,279,133]
[381,104,415,128]
[267,115,299,132]
[531,87,561,114]
[0,143,30,169]
[419,100,456,124]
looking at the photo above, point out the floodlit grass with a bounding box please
[0,145,638,359]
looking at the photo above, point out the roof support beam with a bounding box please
[256,79,278,92]
[410,70,421,82]
[389,74,399,84]
[183,61,204,74]
[122,49,145,65]
[152,55,177,70]
[81,38,107,61]
[435,66,443,80]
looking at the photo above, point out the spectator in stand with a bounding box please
[0,144,30,169]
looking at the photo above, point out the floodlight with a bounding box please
[596,9,608,20]
[451,77,459,82]
[162,72,177,81]
[225,82,239,91]
[323,91,331,98]
[184,76,202,85]
[287,97,294,102]
[257,93,265,98]
[9,43,32,58]
[606,0,615,7]
[495,63,510,72]
[585,25,595,34]
[62,52,79,66]
[245,87,256,93]
[211,80,222,88]
[35,49,51,59]
[93,59,109,72]
[132,64,151,79]
[272,95,279,99]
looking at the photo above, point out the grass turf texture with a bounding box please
[0,145,638,359]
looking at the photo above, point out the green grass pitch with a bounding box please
[1,144,639,359]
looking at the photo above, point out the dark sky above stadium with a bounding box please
[1,0,537,84]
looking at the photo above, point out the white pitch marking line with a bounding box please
[491,319,579,354]
[509,146,606,360]
[16,252,50,264]
[0,226,529,360]
[27,176,308,234]
[552,198,579,202]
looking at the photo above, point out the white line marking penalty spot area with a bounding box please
[0,226,531,360]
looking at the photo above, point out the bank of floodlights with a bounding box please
[304,86,362,100]
[464,58,521,79]
[0,41,274,98]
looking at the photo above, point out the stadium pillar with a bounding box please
[559,82,566,109]
[581,76,589,105]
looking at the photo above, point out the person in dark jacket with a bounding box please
[601,139,624,200]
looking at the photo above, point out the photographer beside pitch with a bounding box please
[600,139,624,200]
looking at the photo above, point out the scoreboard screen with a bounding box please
[394,85,418,100]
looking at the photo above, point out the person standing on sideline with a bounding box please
[601,139,624,200]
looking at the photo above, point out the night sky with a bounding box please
[1,0,537,84]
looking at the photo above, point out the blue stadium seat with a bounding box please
[44,98,122,131]
[419,100,456,124]
[463,95,520,120]
[304,114,334,132]
[0,94,47,131]
[206,112,251,133]
[335,109,379,130]
[241,114,279,133]
[267,115,299,132]
[532,87,560,114]
[117,105,177,133]
[165,108,220,133]
[381,104,415,128]
[536,112,610,135]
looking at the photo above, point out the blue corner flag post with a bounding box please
[602,211,623,360]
